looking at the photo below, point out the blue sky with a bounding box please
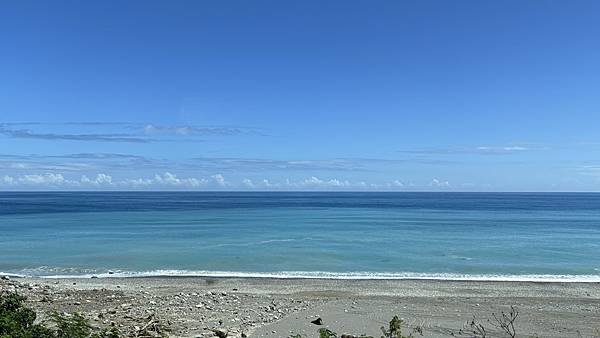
[1,1,600,191]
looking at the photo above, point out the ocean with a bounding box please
[1,192,599,281]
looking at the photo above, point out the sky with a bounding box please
[1,1,600,191]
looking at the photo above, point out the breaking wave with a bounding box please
[3,268,600,283]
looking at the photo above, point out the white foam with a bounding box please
[9,270,600,282]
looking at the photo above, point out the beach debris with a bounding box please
[0,276,325,338]
[212,328,228,338]
[311,317,323,325]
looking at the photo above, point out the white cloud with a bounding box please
[502,146,527,151]
[142,124,244,136]
[211,174,227,187]
[96,173,113,184]
[281,176,357,189]
[0,172,455,191]
[430,178,450,187]
[476,146,528,153]
[0,173,86,187]
[121,178,153,186]
[81,173,113,185]
[2,175,15,184]
[579,165,600,178]
[19,173,70,185]
[153,172,208,187]
[242,178,255,188]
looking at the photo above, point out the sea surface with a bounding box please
[1,192,599,281]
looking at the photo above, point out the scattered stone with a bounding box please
[0,277,327,338]
[311,317,323,325]
[212,328,228,338]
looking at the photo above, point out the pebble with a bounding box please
[0,277,324,338]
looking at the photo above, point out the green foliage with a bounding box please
[318,328,337,338]
[91,327,121,338]
[0,291,122,338]
[380,315,417,338]
[0,291,54,338]
[49,311,92,338]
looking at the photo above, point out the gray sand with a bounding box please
[2,277,599,337]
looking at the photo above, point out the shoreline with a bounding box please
[2,276,599,337]
[4,271,600,283]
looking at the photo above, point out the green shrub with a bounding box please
[0,291,121,338]
[0,291,54,338]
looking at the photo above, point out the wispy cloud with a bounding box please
[0,124,150,143]
[187,157,457,172]
[0,161,94,172]
[45,153,148,160]
[399,145,532,155]
[0,153,160,172]
[578,165,600,177]
[188,157,367,172]
[0,122,262,143]
[141,124,246,136]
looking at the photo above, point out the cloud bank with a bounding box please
[0,172,428,191]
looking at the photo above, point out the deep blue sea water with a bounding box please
[1,192,599,281]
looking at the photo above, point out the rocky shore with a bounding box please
[1,276,599,337]
[1,276,325,337]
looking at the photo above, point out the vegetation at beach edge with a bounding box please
[1,291,122,338]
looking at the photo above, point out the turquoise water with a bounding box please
[1,192,599,281]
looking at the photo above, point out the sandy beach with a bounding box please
[2,276,599,337]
